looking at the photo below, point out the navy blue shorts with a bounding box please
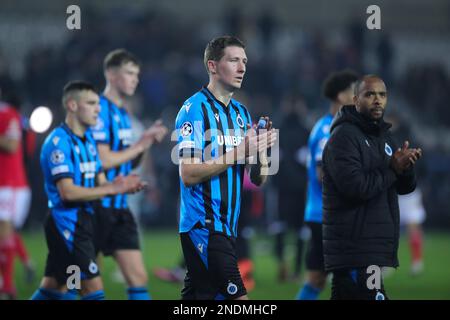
[44,210,99,285]
[180,226,247,300]
[94,207,140,256]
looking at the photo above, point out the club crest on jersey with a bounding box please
[227,282,238,295]
[181,122,193,137]
[385,143,392,156]
[88,143,97,156]
[236,114,244,128]
[50,149,65,164]
[89,261,98,274]
[376,291,385,300]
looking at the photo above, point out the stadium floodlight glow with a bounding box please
[30,106,53,133]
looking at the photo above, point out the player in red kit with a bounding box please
[0,100,33,299]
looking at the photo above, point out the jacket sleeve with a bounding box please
[396,167,416,195]
[324,128,398,201]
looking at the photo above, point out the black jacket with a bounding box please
[322,105,416,271]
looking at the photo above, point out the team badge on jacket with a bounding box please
[384,142,393,156]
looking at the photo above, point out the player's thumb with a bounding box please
[403,140,409,150]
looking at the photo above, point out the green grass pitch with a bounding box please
[13,229,450,300]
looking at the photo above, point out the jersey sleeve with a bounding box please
[313,121,331,165]
[44,136,75,182]
[175,100,204,159]
[314,136,328,163]
[91,99,110,144]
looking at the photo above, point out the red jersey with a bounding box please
[0,102,28,187]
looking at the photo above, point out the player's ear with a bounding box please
[207,60,217,74]
[337,92,344,105]
[352,94,358,105]
[66,98,78,112]
[105,68,116,83]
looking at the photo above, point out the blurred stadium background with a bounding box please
[0,0,449,299]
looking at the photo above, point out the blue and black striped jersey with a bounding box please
[40,123,102,245]
[176,87,252,237]
[91,95,133,209]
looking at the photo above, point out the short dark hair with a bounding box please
[103,49,141,71]
[322,70,359,101]
[62,80,97,107]
[204,36,245,73]
[354,74,383,96]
